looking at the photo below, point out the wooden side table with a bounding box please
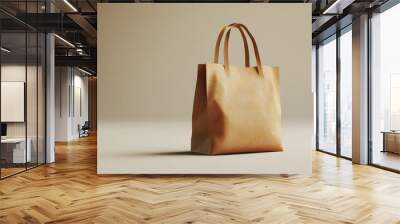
[381,131,400,154]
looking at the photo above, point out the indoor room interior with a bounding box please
[0,0,400,223]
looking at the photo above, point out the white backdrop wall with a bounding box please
[98,4,313,175]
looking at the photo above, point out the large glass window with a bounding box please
[317,36,337,154]
[339,28,352,158]
[371,3,400,171]
[317,26,353,159]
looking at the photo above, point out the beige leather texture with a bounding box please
[191,23,283,155]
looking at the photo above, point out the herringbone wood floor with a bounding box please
[1,135,400,224]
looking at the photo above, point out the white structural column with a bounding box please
[352,14,369,164]
[46,33,55,163]
[45,0,56,163]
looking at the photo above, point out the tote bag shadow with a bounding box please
[191,23,283,155]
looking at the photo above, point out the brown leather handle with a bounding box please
[214,23,250,67]
[223,23,263,76]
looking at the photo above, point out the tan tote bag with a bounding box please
[191,23,283,155]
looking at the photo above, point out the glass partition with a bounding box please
[0,1,46,179]
[0,31,28,177]
[317,35,337,154]
[27,30,38,169]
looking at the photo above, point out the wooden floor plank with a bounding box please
[1,135,400,223]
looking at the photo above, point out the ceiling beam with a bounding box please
[55,55,96,70]
[67,13,97,40]
[322,0,356,14]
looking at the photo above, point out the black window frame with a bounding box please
[315,23,353,161]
